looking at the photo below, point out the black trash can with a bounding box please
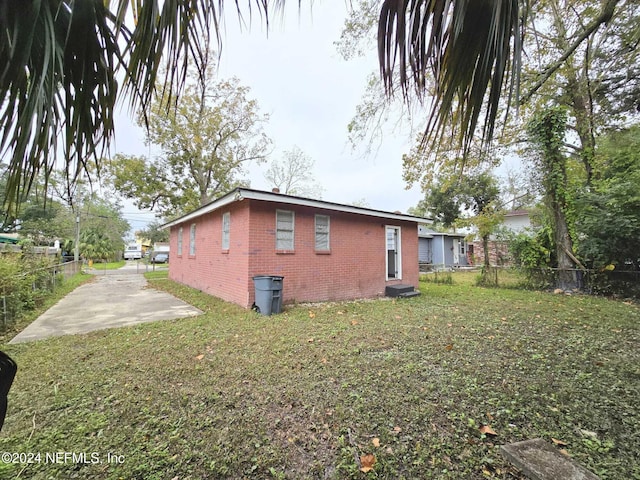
[252,275,284,315]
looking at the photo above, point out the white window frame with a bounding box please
[314,214,330,251]
[385,226,402,281]
[177,227,183,256]
[275,210,295,251]
[222,212,230,250]
[189,223,196,256]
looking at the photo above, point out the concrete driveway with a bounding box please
[9,262,202,344]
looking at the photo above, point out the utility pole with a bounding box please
[74,215,80,264]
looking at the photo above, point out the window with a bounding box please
[459,240,466,255]
[222,212,230,250]
[177,227,183,256]
[189,223,196,256]
[315,215,330,251]
[276,210,294,251]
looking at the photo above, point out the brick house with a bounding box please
[161,188,428,308]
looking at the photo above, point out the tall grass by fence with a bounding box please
[0,260,80,328]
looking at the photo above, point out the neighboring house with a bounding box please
[470,209,534,266]
[161,188,429,308]
[501,210,532,234]
[418,225,470,269]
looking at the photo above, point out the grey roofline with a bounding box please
[160,187,432,230]
[418,231,467,239]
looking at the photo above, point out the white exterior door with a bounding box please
[386,227,401,280]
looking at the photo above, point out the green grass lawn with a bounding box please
[88,260,127,270]
[0,273,638,479]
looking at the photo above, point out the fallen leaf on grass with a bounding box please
[351,320,359,325]
[195,354,204,361]
[479,425,497,436]
[309,311,316,318]
[307,338,314,343]
[392,426,402,434]
[372,438,380,447]
[559,449,570,456]
[445,343,454,351]
[360,454,376,473]
[552,438,567,446]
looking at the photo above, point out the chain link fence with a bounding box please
[1,260,80,328]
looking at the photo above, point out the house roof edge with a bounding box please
[161,187,432,229]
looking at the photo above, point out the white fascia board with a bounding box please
[159,190,242,230]
[240,189,431,224]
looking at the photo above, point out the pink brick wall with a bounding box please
[246,200,418,305]
[168,199,419,308]
[168,201,252,306]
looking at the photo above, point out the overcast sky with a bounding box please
[114,2,424,232]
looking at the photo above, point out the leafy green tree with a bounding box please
[519,1,640,184]
[138,220,170,246]
[575,126,640,270]
[109,66,270,218]
[264,147,324,198]
[414,170,502,270]
[80,229,114,263]
[18,201,74,245]
[77,196,130,261]
[526,108,578,289]
[417,180,463,229]
[377,0,627,155]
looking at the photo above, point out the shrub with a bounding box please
[0,253,58,326]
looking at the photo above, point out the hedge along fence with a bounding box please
[0,254,80,328]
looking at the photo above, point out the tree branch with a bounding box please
[520,0,620,104]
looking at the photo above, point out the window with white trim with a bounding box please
[315,215,330,251]
[189,223,196,256]
[222,212,230,250]
[177,227,183,256]
[276,210,294,250]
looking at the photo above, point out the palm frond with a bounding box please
[378,0,526,155]
[0,0,291,212]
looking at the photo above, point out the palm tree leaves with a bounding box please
[378,0,525,154]
[0,0,284,211]
[1,0,119,209]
